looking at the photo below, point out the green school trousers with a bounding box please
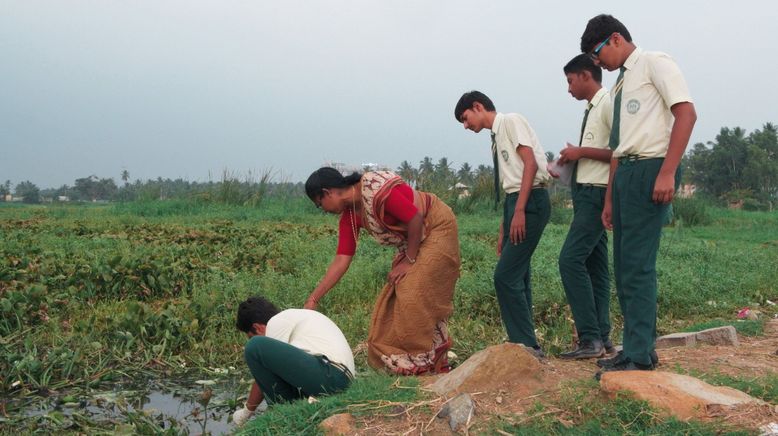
[244,336,351,404]
[559,185,611,344]
[494,189,550,347]
[612,158,677,366]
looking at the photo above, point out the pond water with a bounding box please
[8,374,248,435]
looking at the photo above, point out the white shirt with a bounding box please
[266,309,355,376]
[614,47,693,158]
[576,87,612,185]
[491,112,551,193]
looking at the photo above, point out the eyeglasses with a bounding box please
[589,35,612,61]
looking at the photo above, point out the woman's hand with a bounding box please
[387,260,412,286]
[303,296,319,310]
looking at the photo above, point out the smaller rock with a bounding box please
[694,326,739,346]
[437,393,475,432]
[319,413,356,435]
[656,332,697,349]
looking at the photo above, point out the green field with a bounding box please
[1,199,776,434]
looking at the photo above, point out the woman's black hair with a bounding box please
[235,296,280,332]
[304,167,362,202]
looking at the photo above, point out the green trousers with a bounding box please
[612,158,677,366]
[494,189,550,347]
[559,185,611,343]
[244,336,351,404]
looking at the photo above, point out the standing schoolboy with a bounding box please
[454,91,551,355]
[556,54,615,359]
[580,14,696,373]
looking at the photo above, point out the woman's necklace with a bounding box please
[349,185,359,242]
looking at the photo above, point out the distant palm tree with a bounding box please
[418,156,435,190]
[121,170,130,185]
[397,160,417,187]
[457,162,474,185]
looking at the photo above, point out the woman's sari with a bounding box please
[359,171,461,375]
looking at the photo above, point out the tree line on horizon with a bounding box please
[2,123,776,210]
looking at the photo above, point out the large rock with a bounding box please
[694,326,739,346]
[655,332,697,349]
[318,413,356,435]
[427,343,542,396]
[600,371,765,420]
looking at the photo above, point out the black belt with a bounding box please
[577,183,607,188]
[618,154,663,163]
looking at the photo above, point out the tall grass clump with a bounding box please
[205,168,273,207]
[672,196,712,226]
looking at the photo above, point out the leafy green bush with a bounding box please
[672,196,711,226]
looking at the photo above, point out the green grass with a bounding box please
[678,369,778,404]
[239,374,420,435]
[1,199,776,433]
[682,318,765,336]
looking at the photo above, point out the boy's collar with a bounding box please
[622,46,642,71]
[490,112,504,133]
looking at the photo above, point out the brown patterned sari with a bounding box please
[359,171,461,375]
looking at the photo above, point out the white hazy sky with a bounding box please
[1,1,776,188]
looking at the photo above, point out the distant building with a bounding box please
[450,182,470,199]
[57,196,70,202]
[678,184,697,198]
[323,161,391,175]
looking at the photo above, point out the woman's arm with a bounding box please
[304,254,353,310]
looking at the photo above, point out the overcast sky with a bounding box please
[1,1,775,188]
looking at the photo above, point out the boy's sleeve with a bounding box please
[504,116,535,150]
[650,53,693,108]
[601,93,613,131]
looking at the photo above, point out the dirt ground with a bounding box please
[346,319,778,435]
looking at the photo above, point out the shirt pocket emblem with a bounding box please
[626,99,641,114]
[501,150,510,162]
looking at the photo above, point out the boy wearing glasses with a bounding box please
[556,54,615,360]
[580,14,696,374]
[454,91,551,356]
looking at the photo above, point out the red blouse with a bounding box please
[336,183,417,255]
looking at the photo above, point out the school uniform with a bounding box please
[490,112,551,347]
[610,48,693,366]
[244,309,354,403]
[559,87,612,346]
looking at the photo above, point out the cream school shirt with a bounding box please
[491,112,551,194]
[266,309,356,376]
[576,87,612,185]
[614,47,693,158]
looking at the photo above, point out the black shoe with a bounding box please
[531,346,545,359]
[602,339,616,355]
[560,340,604,359]
[595,360,655,380]
[597,350,658,368]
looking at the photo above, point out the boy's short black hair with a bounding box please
[580,14,633,53]
[563,54,602,83]
[235,296,280,332]
[454,91,496,122]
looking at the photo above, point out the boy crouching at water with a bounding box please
[231,296,355,426]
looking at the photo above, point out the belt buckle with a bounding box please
[620,154,641,163]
